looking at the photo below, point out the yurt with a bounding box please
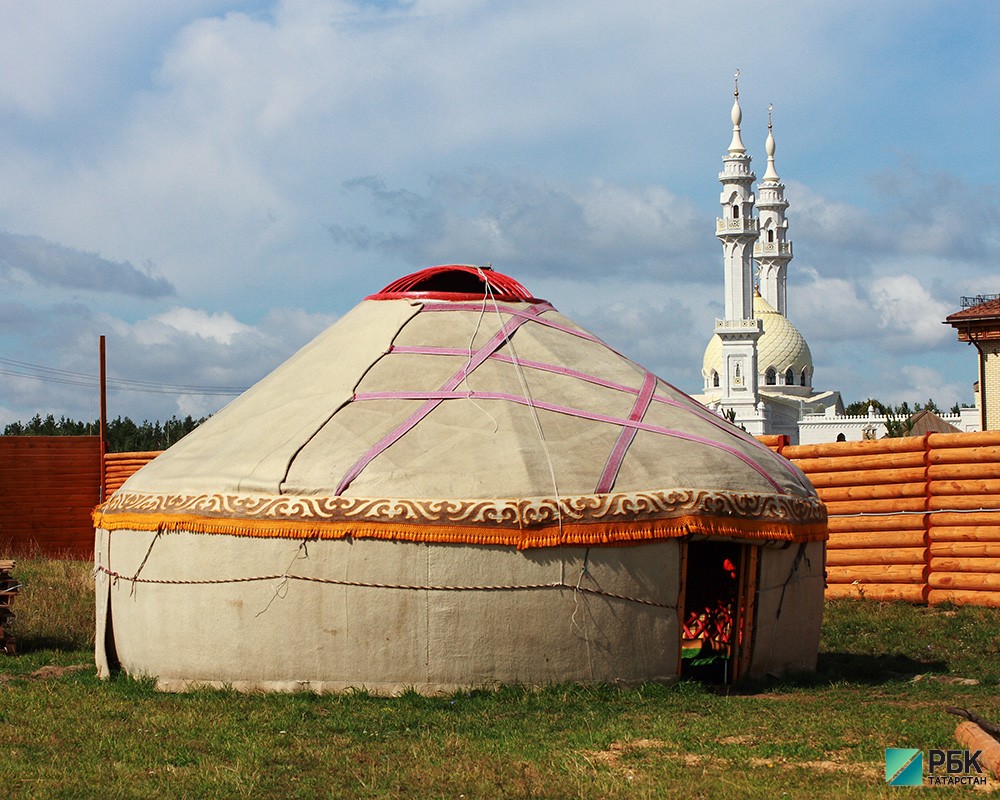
[94,265,827,692]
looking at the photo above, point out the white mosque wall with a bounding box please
[798,409,980,444]
[798,415,887,444]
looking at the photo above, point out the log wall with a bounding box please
[765,430,1000,608]
[103,451,163,500]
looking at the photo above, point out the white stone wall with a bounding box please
[798,416,886,444]
[798,411,979,444]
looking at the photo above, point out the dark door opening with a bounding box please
[679,540,759,684]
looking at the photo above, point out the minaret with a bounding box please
[755,105,793,316]
[714,71,762,409]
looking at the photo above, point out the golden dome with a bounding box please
[703,293,813,387]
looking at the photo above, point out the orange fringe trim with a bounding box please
[92,509,827,549]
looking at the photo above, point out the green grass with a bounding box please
[1,554,998,798]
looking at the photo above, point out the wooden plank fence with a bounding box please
[0,437,101,558]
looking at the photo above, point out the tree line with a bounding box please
[2,414,205,453]
[844,398,969,438]
[1,397,972,448]
[843,398,959,416]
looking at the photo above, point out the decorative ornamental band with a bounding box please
[714,319,762,331]
[716,218,760,233]
[753,241,793,257]
[93,489,827,548]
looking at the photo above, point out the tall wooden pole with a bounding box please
[99,335,107,502]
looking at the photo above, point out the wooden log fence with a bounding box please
[0,438,160,557]
[0,560,18,655]
[764,430,1000,608]
[102,451,163,500]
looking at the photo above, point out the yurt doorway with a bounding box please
[679,540,759,684]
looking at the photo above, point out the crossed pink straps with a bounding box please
[334,302,784,495]
[334,302,552,495]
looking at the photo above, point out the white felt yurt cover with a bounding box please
[93,265,826,691]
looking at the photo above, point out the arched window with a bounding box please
[712,371,720,388]
[767,229,774,243]
[800,367,809,386]
[785,368,794,385]
[765,368,776,386]
[836,433,847,442]
[732,204,740,219]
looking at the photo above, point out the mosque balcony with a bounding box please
[718,160,754,179]
[753,240,793,258]
[755,194,789,210]
[716,218,759,235]
[714,318,763,337]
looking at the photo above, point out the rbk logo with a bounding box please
[885,748,922,786]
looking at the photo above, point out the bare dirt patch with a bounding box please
[29,664,89,679]
[583,738,672,768]
[0,663,89,684]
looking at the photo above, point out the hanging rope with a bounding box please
[94,564,675,608]
[477,266,565,539]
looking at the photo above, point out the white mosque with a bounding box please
[691,76,977,444]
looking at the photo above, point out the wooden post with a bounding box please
[970,336,987,431]
[99,335,107,502]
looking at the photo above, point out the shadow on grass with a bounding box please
[706,651,951,696]
[816,651,949,683]
[14,634,94,654]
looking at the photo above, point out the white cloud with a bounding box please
[792,267,874,343]
[787,166,1000,280]
[136,307,254,345]
[870,274,952,351]
[0,2,250,120]
[0,301,336,425]
[887,365,967,410]
[330,172,707,280]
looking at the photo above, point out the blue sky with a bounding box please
[1,1,998,425]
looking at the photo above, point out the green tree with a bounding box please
[3,414,205,451]
[883,406,914,438]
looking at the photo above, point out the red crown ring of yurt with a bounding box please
[367,264,544,303]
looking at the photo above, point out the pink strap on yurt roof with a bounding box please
[352,388,785,493]
[334,303,551,494]
[421,302,598,342]
[388,346,776,449]
[335,269,792,497]
[595,371,657,493]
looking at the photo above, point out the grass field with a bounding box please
[1,554,998,799]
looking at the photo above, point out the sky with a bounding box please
[1,0,998,426]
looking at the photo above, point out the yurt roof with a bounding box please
[95,265,826,549]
